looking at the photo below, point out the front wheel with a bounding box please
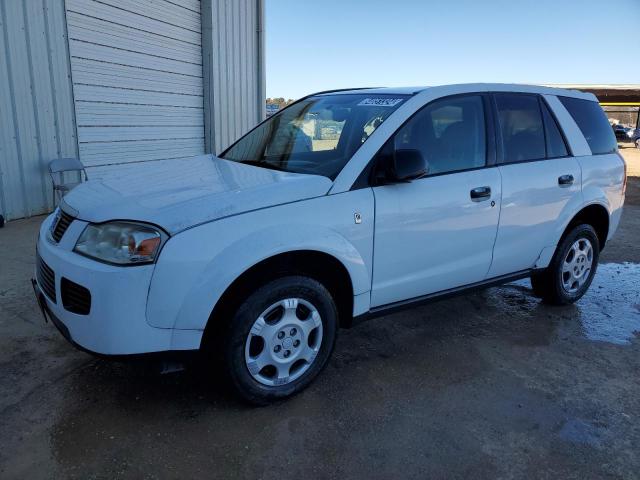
[222,276,338,404]
[530,224,599,305]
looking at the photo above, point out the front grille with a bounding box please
[51,210,74,243]
[61,278,91,315]
[36,255,56,303]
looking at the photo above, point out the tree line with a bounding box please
[266,97,295,108]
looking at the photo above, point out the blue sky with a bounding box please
[266,0,640,99]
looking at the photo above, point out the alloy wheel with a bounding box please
[561,238,593,293]
[244,298,323,386]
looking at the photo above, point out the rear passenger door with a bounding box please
[487,93,582,277]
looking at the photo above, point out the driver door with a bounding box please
[370,94,502,307]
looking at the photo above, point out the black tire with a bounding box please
[529,271,547,298]
[635,138,640,149]
[221,276,338,405]
[532,224,600,305]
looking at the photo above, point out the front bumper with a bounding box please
[31,277,95,355]
[34,214,198,355]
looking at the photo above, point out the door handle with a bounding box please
[470,186,491,201]
[558,174,574,187]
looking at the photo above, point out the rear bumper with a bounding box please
[34,214,201,355]
[608,203,623,242]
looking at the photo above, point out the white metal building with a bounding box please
[0,0,265,221]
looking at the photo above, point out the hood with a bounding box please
[62,155,333,234]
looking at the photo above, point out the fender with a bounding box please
[534,152,624,270]
[536,200,609,264]
[146,189,375,330]
[580,157,625,242]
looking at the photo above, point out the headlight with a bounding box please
[74,222,166,265]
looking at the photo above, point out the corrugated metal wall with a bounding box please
[65,0,206,169]
[203,0,265,154]
[0,0,265,221]
[0,0,78,221]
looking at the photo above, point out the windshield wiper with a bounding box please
[238,159,289,172]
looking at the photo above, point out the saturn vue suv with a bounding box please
[33,84,626,403]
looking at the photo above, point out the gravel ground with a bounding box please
[1,149,639,480]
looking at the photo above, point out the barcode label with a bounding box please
[357,98,404,107]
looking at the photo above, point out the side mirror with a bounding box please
[389,149,428,182]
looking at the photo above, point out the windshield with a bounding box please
[221,93,409,179]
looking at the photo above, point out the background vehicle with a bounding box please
[613,123,631,141]
[34,84,625,404]
[613,123,640,147]
[631,128,640,148]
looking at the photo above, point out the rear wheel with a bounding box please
[221,276,338,404]
[635,138,640,149]
[529,271,547,298]
[530,224,599,305]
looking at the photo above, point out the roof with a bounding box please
[316,86,428,96]
[315,83,597,101]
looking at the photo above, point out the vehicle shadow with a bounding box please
[60,278,568,409]
[47,266,640,478]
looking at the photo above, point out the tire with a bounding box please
[221,276,338,405]
[529,271,547,298]
[635,138,640,149]
[532,224,599,305]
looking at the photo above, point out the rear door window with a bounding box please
[495,93,545,162]
[540,100,569,158]
[559,96,617,155]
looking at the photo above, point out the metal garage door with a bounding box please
[65,0,205,171]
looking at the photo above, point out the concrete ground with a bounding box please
[1,149,639,479]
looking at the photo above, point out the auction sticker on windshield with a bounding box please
[357,98,404,107]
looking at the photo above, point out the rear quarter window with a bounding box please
[559,96,617,155]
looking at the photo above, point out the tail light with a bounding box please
[620,152,627,195]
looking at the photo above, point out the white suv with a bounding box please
[34,84,626,403]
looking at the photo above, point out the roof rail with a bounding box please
[310,87,375,96]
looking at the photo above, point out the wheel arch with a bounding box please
[201,250,356,348]
[560,202,610,251]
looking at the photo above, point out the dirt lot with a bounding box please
[1,149,639,479]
